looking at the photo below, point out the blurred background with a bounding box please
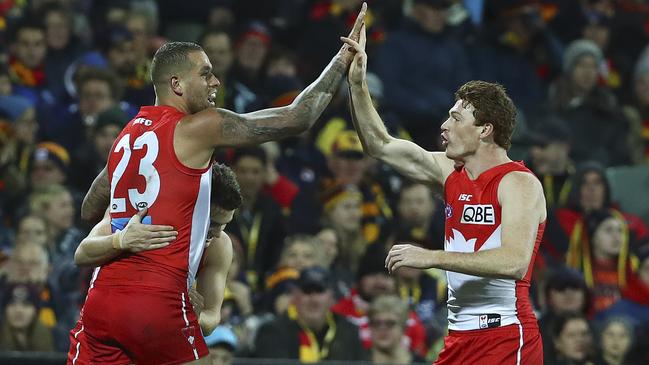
[0,0,649,364]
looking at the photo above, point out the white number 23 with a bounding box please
[110,132,160,213]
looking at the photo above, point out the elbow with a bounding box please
[73,247,90,267]
[508,263,528,280]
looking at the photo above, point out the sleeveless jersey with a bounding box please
[443,161,544,331]
[94,105,212,292]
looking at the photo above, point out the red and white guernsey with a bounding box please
[443,161,544,332]
[95,105,211,292]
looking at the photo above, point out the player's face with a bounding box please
[185,51,221,114]
[209,207,234,239]
[440,100,482,161]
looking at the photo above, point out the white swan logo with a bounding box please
[445,226,502,253]
[445,229,477,253]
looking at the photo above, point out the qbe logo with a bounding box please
[460,204,495,225]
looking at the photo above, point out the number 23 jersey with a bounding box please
[97,105,211,291]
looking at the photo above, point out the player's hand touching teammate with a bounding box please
[341,21,367,86]
[113,207,178,252]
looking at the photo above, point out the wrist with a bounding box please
[427,250,439,268]
[111,231,124,250]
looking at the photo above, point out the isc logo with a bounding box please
[133,118,153,126]
[461,204,495,225]
[458,194,472,201]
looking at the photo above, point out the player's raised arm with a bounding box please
[181,3,367,150]
[342,26,454,185]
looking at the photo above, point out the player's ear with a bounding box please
[480,123,494,139]
[170,75,183,96]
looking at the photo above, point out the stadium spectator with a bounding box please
[204,325,238,365]
[539,268,590,363]
[373,0,471,150]
[254,266,367,361]
[368,295,428,364]
[594,316,638,365]
[0,283,54,351]
[228,147,287,292]
[69,106,127,193]
[544,162,649,266]
[7,17,51,107]
[394,181,445,250]
[199,28,236,109]
[28,142,70,190]
[276,234,326,272]
[332,248,428,357]
[566,209,635,314]
[622,54,649,164]
[1,243,75,351]
[14,214,49,248]
[0,95,38,201]
[548,313,595,365]
[548,39,631,166]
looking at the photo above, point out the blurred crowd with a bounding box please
[1,0,649,364]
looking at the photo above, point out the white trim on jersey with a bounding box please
[187,170,212,288]
[181,293,190,326]
[71,325,84,364]
[516,323,523,365]
[89,267,101,289]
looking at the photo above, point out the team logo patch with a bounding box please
[182,326,197,348]
[445,204,453,219]
[479,314,501,329]
[460,204,495,225]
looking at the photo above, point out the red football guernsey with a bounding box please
[95,105,212,292]
[443,161,544,331]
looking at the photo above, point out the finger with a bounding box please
[360,23,367,49]
[340,36,362,51]
[146,237,176,244]
[146,225,177,232]
[142,242,171,250]
[135,207,148,220]
[347,2,367,37]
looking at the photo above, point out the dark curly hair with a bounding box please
[211,163,242,211]
[455,81,517,150]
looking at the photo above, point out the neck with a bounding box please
[372,345,410,365]
[242,193,258,210]
[603,353,623,365]
[461,146,511,180]
[592,247,613,262]
[13,330,28,348]
[155,95,191,114]
[305,317,327,333]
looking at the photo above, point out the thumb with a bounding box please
[129,207,148,224]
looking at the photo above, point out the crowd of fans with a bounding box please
[1,0,649,364]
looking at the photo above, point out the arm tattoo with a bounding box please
[81,167,110,223]
[218,56,348,145]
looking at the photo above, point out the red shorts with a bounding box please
[434,324,543,365]
[67,285,208,365]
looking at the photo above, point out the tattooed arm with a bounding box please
[174,4,367,166]
[81,166,110,223]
